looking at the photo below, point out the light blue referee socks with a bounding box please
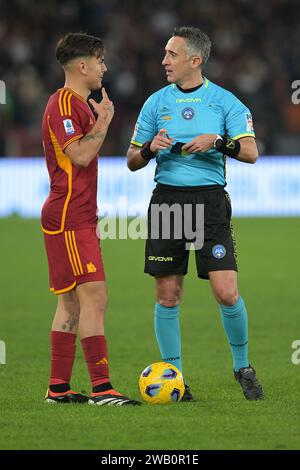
[219,296,249,372]
[154,303,182,373]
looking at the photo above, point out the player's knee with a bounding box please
[92,292,108,314]
[100,294,108,314]
[78,282,108,314]
[215,288,239,306]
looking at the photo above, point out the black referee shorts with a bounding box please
[144,183,237,280]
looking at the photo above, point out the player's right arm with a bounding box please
[65,88,114,167]
[127,129,173,171]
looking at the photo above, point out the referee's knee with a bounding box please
[157,298,180,308]
[215,289,239,306]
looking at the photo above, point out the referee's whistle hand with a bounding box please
[150,129,174,153]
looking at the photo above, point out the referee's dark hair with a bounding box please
[173,26,211,68]
[56,32,104,66]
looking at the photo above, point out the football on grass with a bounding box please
[138,362,185,404]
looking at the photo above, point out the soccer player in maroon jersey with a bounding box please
[42,33,140,406]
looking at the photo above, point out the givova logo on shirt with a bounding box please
[63,119,75,135]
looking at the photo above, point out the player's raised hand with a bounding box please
[101,87,110,102]
[89,88,114,126]
[150,129,174,153]
[182,134,217,154]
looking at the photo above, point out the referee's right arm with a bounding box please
[127,129,173,171]
[127,144,150,171]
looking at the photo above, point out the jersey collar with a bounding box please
[173,77,209,94]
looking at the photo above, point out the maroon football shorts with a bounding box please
[43,227,105,294]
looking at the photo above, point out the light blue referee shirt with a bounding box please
[131,78,255,187]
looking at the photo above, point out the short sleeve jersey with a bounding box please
[41,88,98,233]
[131,78,255,187]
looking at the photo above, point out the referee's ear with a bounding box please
[191,56,202,69]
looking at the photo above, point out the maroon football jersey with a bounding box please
[42,87,98,233]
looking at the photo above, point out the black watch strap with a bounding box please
[214,135,240,158]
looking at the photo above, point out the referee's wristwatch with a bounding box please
[213,134,224,150]
[213,134,240,158]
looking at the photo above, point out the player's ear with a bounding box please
[77,59,88,77]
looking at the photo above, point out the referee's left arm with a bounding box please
[235,136,258,164]
[182,134,258,164]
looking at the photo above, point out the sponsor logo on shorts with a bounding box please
[63,119,75,135]
[87,262,97,273]
[212,244,226,259]
[182,107,195,120]
[148,256,173,262]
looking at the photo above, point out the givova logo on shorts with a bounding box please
[148,256,173,262]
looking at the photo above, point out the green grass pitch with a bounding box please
[0,216,299,450]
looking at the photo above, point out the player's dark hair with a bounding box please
[173,26,211,67]
[56,32,104,66]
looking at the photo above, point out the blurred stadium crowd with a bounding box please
[0,0,300,157]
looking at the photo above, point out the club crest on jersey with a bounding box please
[212,244,226,259]
[63,119,75,135]
[182,107,195,120]
[245,113,254,133]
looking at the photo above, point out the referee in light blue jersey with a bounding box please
[127,26,263,401]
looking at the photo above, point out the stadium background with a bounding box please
[1,0,300,451]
